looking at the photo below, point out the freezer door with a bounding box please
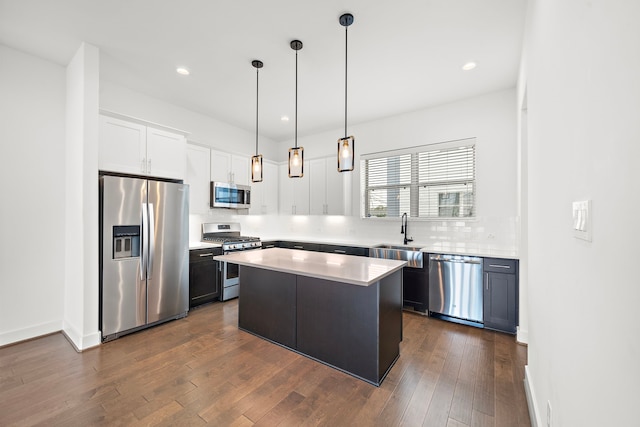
[100,175,148,337]
[146,180,189,324]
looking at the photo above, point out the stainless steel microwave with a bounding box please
[210,182,251,209]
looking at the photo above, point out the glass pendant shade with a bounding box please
[251,154,263,182]
[288,147,304,177]
[337,136,355,172]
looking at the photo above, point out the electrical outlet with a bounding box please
[547,401,552,427]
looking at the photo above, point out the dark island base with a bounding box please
[238,266,403,386]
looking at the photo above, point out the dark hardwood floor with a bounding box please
[0,300,530,426]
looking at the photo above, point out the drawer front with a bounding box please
[190,248,222,263]
[261,241,280,249]
[284,241,320,252]
[320,244,368,257]
[483,258,517,273]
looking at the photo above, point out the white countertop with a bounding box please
[214,247,407,286]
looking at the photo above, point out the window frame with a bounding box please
[360,138,476,220]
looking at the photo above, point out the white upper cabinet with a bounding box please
[146,127,186,179]
[99,114,186,180]
[309,157,344,215]
[279,162,310,215]
[249,161,278,215]
[186,144,211,214]
[99,115,146,175]
[210,149,250,186]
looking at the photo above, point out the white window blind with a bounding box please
[361,139,476,219]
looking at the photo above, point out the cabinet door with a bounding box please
[484,271,517,333]
[186,144,211,214]
[210,150,231,183]
[99,115,146,175]
[262,162,279,214]
[146,127,186,180]
[279,164,294,214]
[250,161,278,214]
[231,154,250,186]
[292,162,310,215]
[325,159,344,215]
[309,158,327,214]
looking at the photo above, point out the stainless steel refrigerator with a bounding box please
[99,174,189,341]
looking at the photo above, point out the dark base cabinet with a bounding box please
[483,258,518,334]
[402,264,429,313]
[238,265,402,386]
[189,247,222,308]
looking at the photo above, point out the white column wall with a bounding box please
[63,43,101,350]
[0,45,67,345]
[523,1,640,426]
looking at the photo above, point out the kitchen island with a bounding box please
[214,247,406,386]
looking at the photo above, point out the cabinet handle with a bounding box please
[293,245,304,249]
[141,158,146,173]
[334,250,346,254]
[486,273,489,290]
[489,264,511,269]
[199,253,214,257]
[147,159,151,173]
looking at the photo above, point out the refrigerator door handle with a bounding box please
[141,203,148,280]
[147,203,155,279]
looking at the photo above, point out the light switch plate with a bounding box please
[572,200,592,241]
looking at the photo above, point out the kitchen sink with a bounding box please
[369,244,424,268]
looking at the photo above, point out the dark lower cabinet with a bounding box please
[264,240,369,257]
[483,258,518,334]
[402,264,429,313]
[189,247,222,308]
[319,244,369,257]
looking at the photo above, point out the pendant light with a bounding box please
[251,59,264,183]
[337,13,355,172]
[288,40,304,178]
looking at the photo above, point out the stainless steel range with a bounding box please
[201,223,261,301]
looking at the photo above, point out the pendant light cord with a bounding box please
[255,66,259,156]
[344,25,348,139]
[295,49,298,149]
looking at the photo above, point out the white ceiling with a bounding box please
[0,0,527,142]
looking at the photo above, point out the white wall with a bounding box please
[99,81,279,160]
[523,1,640,426]
[278,88,518,222]
[63,43,101,350]
[0,45,66,345]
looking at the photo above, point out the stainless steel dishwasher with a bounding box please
[428,254,483,325]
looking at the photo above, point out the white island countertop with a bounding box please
[214,247,407,287]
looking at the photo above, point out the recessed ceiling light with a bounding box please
[176,67,190,75]
[462,62,477,71]
[281,115,290,122]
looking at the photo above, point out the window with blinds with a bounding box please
[361,139,476,219]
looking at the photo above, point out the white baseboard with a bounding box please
[0,320,63,347]
[62,320,101,352]
[517,326,529,344]
[524,365,543,427]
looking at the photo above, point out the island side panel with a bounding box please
[238,266,297,348]
[296,276,380,384]
[378,269,403,380]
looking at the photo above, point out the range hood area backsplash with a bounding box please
[188,214,519,256]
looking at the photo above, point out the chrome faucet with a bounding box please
[401,212,413,245]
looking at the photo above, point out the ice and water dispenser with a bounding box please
[112,225,140,259]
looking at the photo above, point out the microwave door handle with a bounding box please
[147,203,155,279]
[140,203,148,280]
